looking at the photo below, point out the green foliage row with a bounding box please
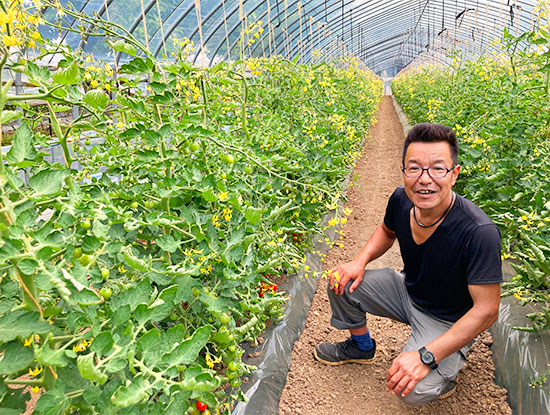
[393,27,550,332]
[0,2,382,414]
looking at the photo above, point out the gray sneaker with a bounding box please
[313,338,376,366]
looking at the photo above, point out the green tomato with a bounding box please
[85,139,91,146]
[130,201,139,209]
[189,141,200,152]
[99,287,112,300]
[170,313,178,321]
[220,172,227,180]
[226,369,237,379]
[219,313,231,325]
[80,219,91,229]
[244,166,252,174]
[230,377,242,388]
[78,254,93,267]
[192,287,201,297]
[228,361,239,372]
[228,345,237,353]
[73,247,83,259]
[101,268,110,279]
[225,154,235,164]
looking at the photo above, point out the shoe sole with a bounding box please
[439,386,457,400]
[313,348,376,366]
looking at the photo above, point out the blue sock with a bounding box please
[351,332,374,351]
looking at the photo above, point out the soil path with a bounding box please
[278,96,512,415]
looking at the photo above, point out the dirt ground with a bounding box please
[278,96,512,415]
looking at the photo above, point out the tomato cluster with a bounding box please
[258,281,278,298]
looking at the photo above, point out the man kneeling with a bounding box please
[314,123,502,406]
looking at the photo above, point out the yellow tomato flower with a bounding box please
[118,265,127,273]
[0,9,16,25]
[2,35,20,47]
[218,191,228,201]
[31,386,40,394]
[24,336,33,347]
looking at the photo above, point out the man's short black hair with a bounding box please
[402,123,459,165]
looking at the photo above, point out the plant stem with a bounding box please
[47,101,73,168]
[4,379,43,386]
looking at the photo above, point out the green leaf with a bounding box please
[136,328,162,365]
[82,235,101,253]
[1,110,21,124]
[202,188,217,203]
[156,234,180,253]
[28,169,69,196]
[244,207,262,225]
[121,246,149,272]
[90,332,114,356]
[34,389,70,415]
[35,342,69,367]
[165,391,191,414]
[119,57,154,75]
[83,89,109,110]
[110,279,152,312]
[161,326,211,367]
[6,122,33,164]
[25,61,50,83]
[51,61,80,85]
[109,40,137,56]
[17,258,38,275]
[111,374,150,407]
[92,219,109,238]
[112,305,131,328]
[77,353,108,385]
[0,310,52,343]
[0,341,34,375]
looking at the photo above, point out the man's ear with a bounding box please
[451,164,461,185]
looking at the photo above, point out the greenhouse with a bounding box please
[0,0,549,414]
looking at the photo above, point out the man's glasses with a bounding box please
[401,164,456,178]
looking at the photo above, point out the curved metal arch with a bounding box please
[76,0,116,50]
[288,1,536,73]
[284,2,426,62]
[205,0,313,64]
[256,0,353,59]
[191,0,272,63]
[151,1,198,57]
[288,1,536,64]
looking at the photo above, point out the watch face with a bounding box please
[421,350,434,365]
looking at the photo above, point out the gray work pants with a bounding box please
[327,267,470,406]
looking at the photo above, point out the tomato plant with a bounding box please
[0,3,381,414]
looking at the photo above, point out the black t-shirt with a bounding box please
[383,187,502,322]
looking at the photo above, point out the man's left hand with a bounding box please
[386,350,431,397]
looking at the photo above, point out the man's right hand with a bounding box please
[328,259,366,295]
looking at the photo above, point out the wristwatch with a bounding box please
[418,346,438,370]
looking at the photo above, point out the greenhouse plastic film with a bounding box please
[489,278,550,414]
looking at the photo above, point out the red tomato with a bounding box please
[196,401,207,411]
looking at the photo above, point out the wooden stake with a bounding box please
[194,0,206,65]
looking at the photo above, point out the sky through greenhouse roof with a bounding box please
[40,0,541,76]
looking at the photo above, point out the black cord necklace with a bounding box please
[413,192,455,229]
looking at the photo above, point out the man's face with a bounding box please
[402,141,460,211]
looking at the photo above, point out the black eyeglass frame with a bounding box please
[401,164,457,179]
